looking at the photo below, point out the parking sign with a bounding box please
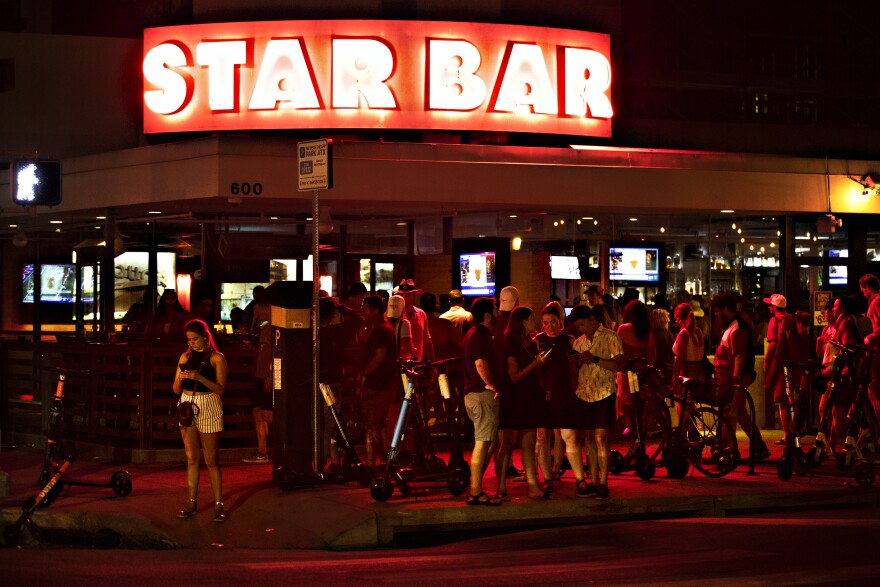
[297,139,333,191]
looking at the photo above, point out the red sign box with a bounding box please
[143,20,613,137]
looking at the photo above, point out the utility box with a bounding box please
[264,280,314,476]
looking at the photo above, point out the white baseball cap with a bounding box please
[763,293,787,309]
[499,286,520,312]
[386,295,405,318]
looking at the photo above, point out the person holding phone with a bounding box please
[172,319,229,522]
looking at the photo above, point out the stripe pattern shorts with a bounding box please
[179,393,224,434]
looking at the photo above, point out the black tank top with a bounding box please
[181,350,216,393]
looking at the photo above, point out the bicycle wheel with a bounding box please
[681,405,738,478]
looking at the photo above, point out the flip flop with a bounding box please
[467,491,503,506]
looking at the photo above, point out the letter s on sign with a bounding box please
[144,42,194,115]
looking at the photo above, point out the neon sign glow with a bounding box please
[143,20,613,136]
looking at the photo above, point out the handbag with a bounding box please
[177,400,199,428]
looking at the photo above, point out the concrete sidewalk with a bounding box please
[2,430,878,550]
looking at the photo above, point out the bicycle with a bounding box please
[626,361,738,478]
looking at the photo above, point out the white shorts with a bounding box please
[179,392,224,434]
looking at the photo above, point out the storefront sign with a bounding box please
[143,20,612,136]
[813,290,832,327]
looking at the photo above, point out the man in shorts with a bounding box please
[462,296,503,506]
[571,304,623,500]
[358,295,397,468]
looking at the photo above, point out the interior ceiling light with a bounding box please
[721,209,735,214]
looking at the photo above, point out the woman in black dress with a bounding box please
[497,306,553,499]
[535,303,592,497]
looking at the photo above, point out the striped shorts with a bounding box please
[179,392,224,434]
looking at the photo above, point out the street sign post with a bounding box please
[297,138,333,477]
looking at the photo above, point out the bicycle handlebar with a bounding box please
[399,356,461,374]
[822,337,880,356]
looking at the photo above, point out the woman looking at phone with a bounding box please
[172,318,229,522]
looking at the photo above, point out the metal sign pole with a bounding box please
[298,138,332,478]
[312,188,321,476]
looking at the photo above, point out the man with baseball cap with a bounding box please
[764,293,797,441]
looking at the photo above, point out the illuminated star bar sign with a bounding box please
[142,20,613,137]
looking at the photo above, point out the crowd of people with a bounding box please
[169,273,880,517]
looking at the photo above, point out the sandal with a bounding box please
[528,490,554,500]
[213,501,227,523]
[466,491,503,506]
[498,491,511,502]
[177,499,197,519]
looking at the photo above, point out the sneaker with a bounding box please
[593,484,610,500]
[576,479,597,498]
[243,453,268,464]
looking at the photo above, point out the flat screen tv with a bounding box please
[609,247,660,282]
[459,251,496,296]
[22,263,77,303]
[550,255,581,280]
[829,249,848,286]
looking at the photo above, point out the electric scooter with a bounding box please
[775,361,809,480]
[609,362,656,481]
[319,383,371,486]
[37,367,133,505]
[3,451,122,548]
[370,358,468,502]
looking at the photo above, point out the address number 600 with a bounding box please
[230,182,263,195]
